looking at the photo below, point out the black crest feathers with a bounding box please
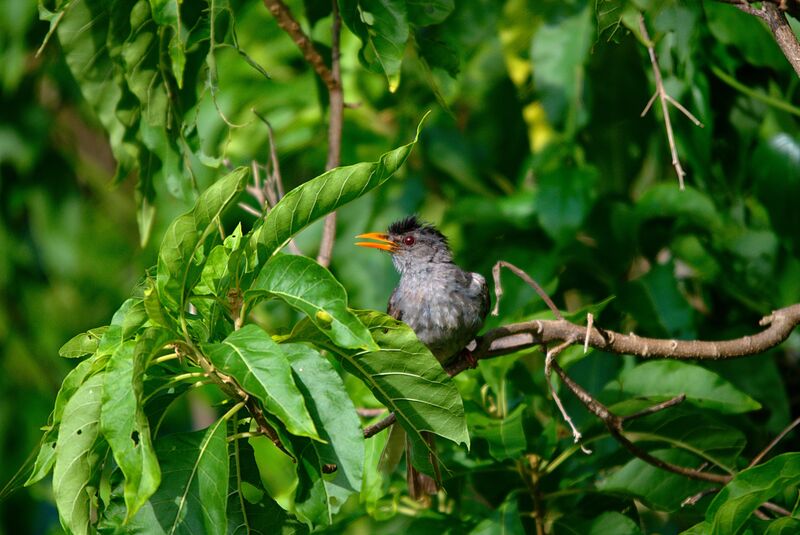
[388,215,448,244]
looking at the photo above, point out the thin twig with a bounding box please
[681,487,719,507]
[364,412,397,438]
[621,394,686,422]
[546,341,590,452]
[638,13,704,189]
[317,0,344,268]
[749,415,800,467]
[492,261,563,319]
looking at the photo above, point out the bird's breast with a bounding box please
[391,270,486,361]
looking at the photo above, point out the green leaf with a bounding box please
[100,330,168,520]
[227,439,309,535]
[129,421,230,534]
[59,326,108,359]
[251,113,428,261]
[531,3,593,130]
[636,183,723,232]
[27,353,109,486]
[586,512,642,535]
[157,167,249,314]
[619,403,746,469]
[537,166,598,243]
[53,373,107,535]
[149,0,188,87]
[765,517,800,535]
[614,361,761,414]
[468,404,527,461]
[288,311,470,449]
[470,492,524,535]
[339,0,409,90]
[599,449,712,512]
[203,325,319,439]
[706,453,800,535]
[283,343,364,525]
[248,254,377,351]
[752,133,800,252]
[407,0,454,26]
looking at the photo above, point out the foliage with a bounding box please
[2,0,800,534]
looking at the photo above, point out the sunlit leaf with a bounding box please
[53,373,107,535]
[204,325,319,439]
[339,0,409,90]
[283,343,364,525]
[287,311,469,450]
[706,453,800,535]
[157,167,248,314]
[248,254,377,351]
[614,361,761,414]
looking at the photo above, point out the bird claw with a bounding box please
[464,350,478,369]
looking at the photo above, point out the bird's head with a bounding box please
[356,216,452,274]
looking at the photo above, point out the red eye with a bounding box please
[403,235,415,246]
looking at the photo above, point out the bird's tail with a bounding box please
[406,431,440,500]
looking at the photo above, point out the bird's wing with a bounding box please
[474,272,491,321]
[387,286,403,320]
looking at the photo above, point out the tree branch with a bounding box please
[714,1,800,77]
[261,0,337,91]
[317,1,344,268]
[762,2,800,77]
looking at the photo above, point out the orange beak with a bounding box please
[355,232,397,252]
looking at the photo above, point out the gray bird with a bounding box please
[356,215,490,498]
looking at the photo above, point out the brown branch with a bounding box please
[261,0,337,91]
[549,360,730,483]
[638,13,704,189]
[763,2,800,77]
[317,0,344,268]
[363,412,396,438]
[621,394,686,422]
[453,303,800,370]
[714,1,800,77]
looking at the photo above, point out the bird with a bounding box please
[356,215,490,499]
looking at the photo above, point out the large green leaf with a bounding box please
[339,0,409,90]
[598,449,712,512]
[248,254,377,351]
[58,326,108,359]
[129,421,230,534]
[251,114,428,261]
[227,438,308,535]
[613,361,761,414]
[203,325,318,439]
[619,403,746,469]
[531,2,593,130]
[100,329,170,520]
[470,492,524,535]
[53,373,108,535]
[467,403,527,461]
[157,167,248,314]
[282,343,364,526]
[288,311,469,449]
[706,453,800,535]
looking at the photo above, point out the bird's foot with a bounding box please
[464,349,478,369]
